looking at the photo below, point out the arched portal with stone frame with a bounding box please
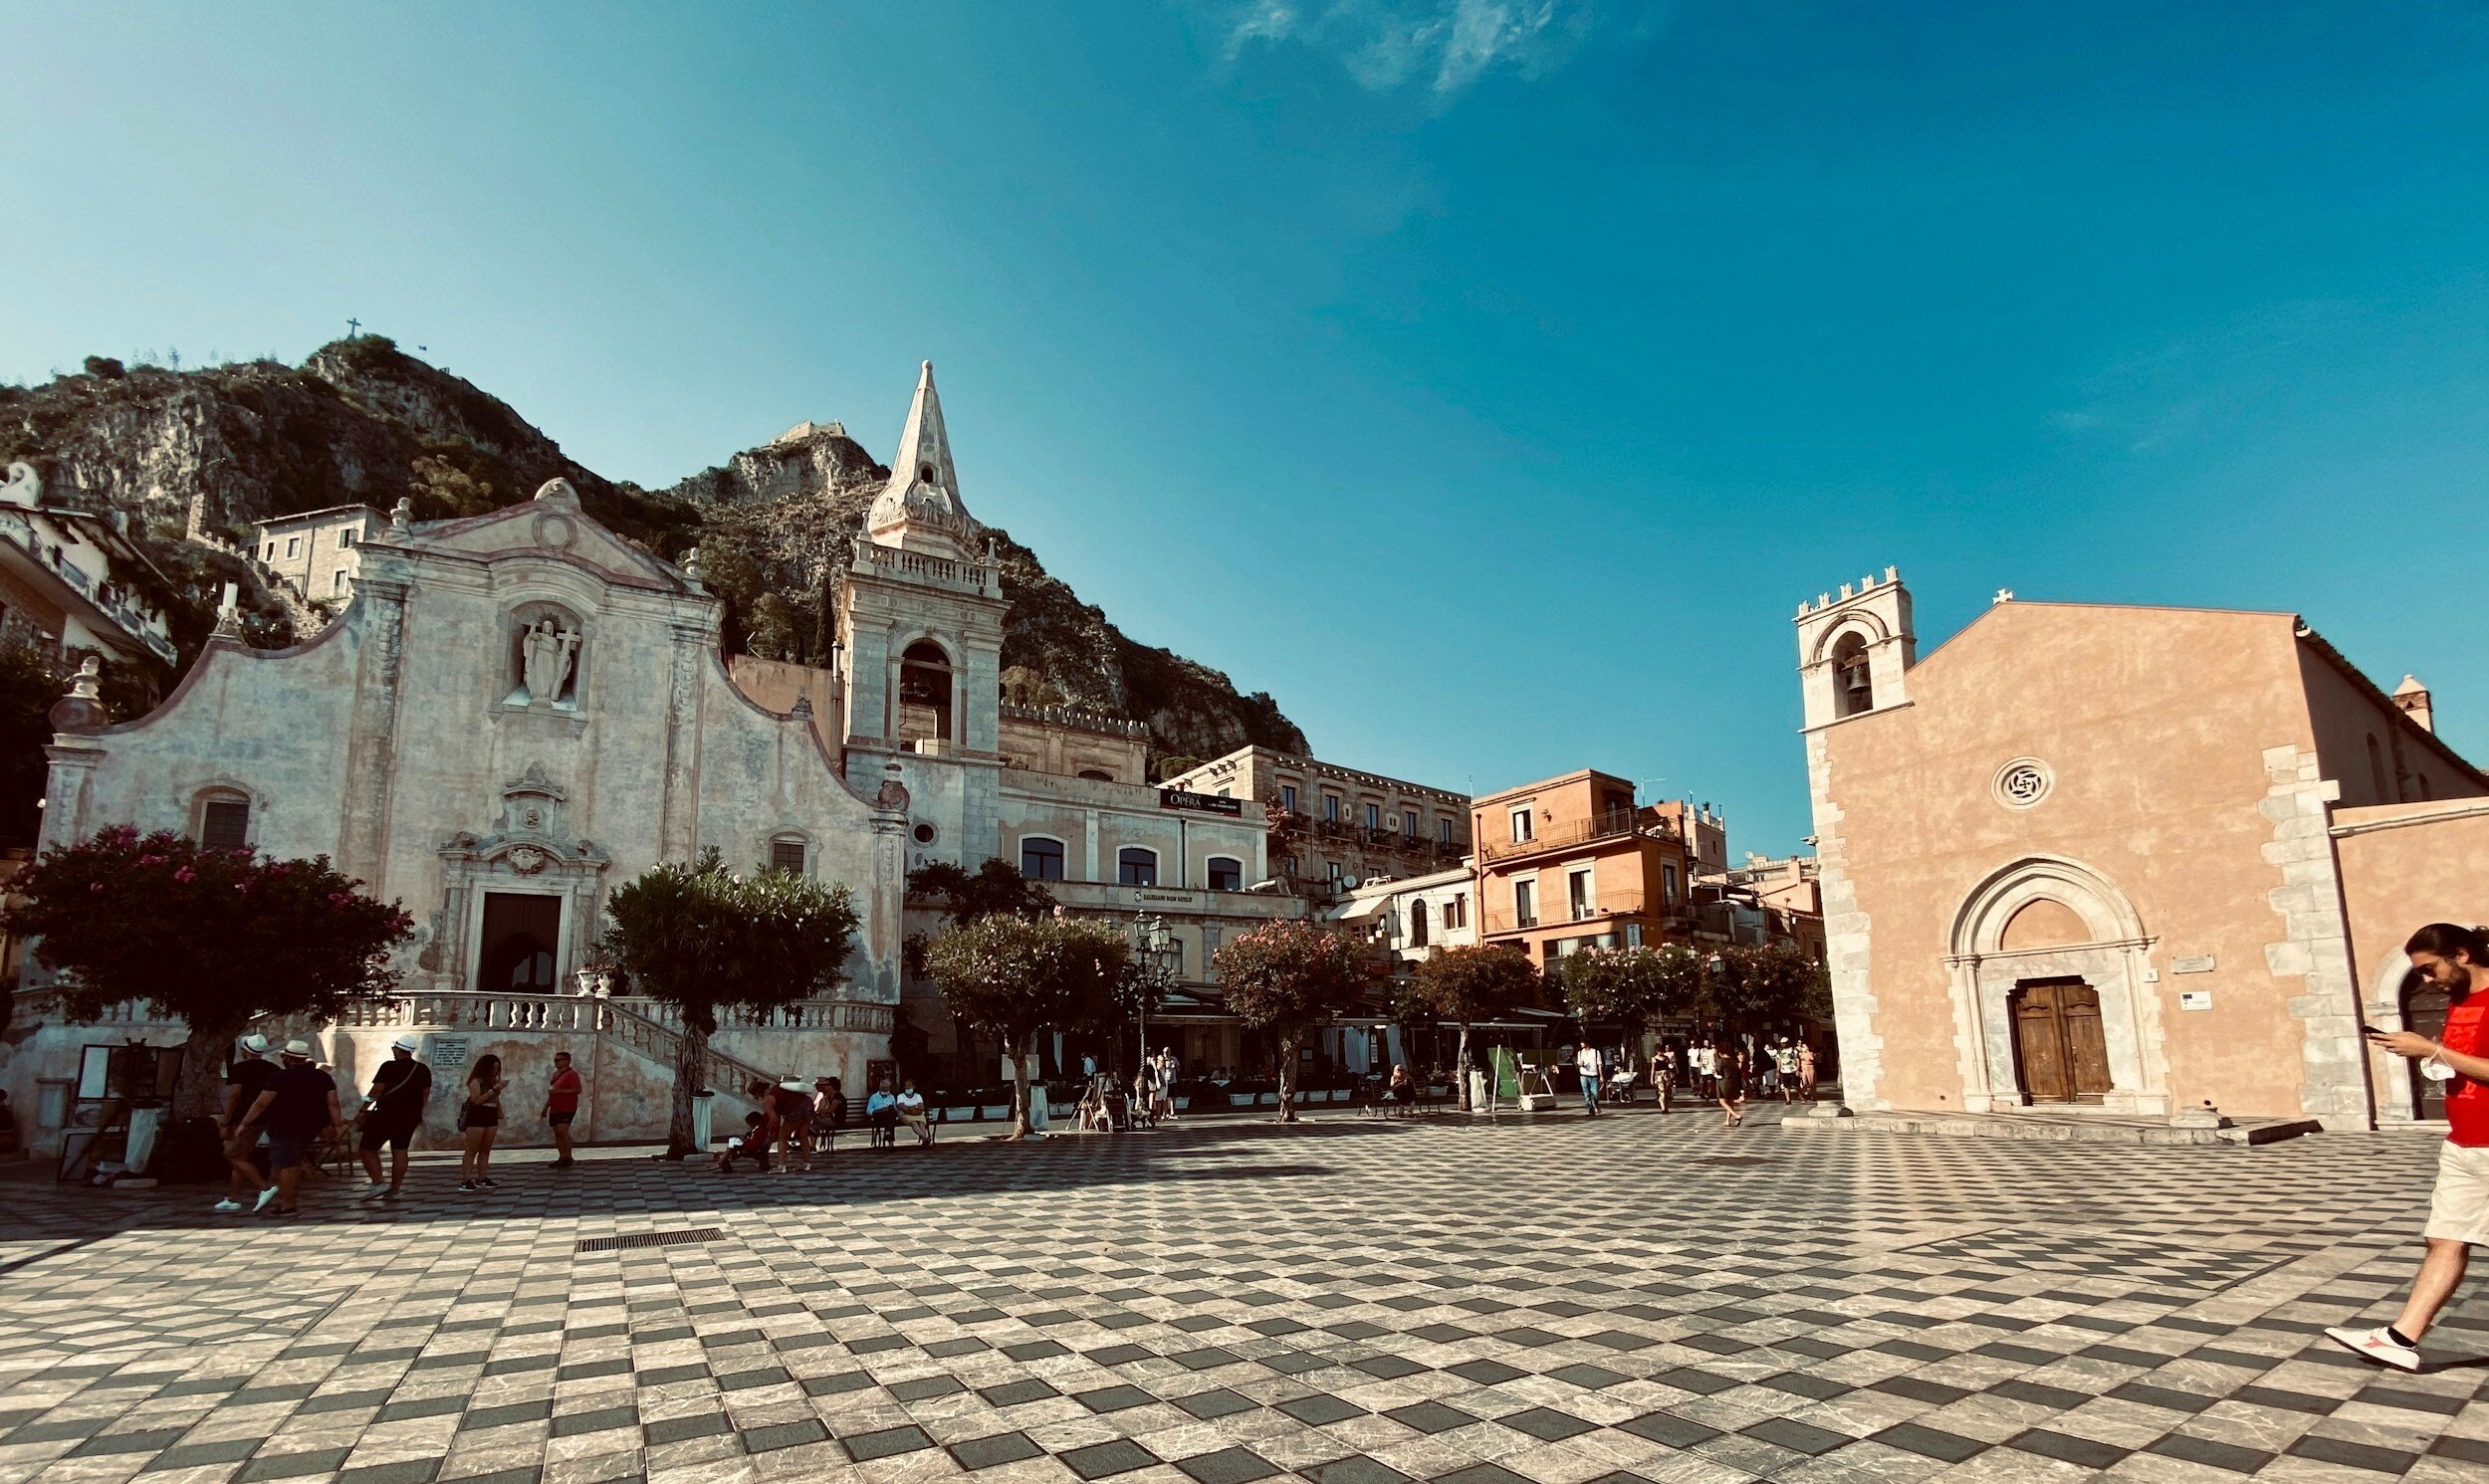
[1943,856,2169,1115]
[2362,949,2449,1125]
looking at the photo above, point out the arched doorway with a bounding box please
[897,640,954,748]
[477,892,562,992]
[1946,857,2166,1115]
[2400,966,2452,1122]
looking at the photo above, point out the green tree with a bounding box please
[4,827,412,1117]
[1559,944,1701,1062]
[1404,944,1540,1109]
[907,858,1055,928]
[601,850,859,1159]
[0,645,152,849]
[1218,922,1375,1122]
[1699,943,1831,1036]
[926,913,1132,1138]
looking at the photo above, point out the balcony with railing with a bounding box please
[1479,809,1669,864]
[1483,891,1679,937]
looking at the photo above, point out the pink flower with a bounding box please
[138,854,163,865]
[173,867,197,883]
[328,893,348,906]
[89,882,103,893]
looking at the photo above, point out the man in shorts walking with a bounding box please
[358,1037,431,1200]
[244,1040,341,1218]
[215,1033,279,1212]
[544,1051,583,1168]
[2329,923,2489,1371]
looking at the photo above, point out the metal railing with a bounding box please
[1479,810,1651,863]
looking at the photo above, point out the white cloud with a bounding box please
[1212,0,1621,99]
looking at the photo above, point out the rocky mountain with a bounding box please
[0,340,1307,763]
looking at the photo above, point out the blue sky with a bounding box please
[5,2,2485,854]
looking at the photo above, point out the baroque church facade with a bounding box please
[13,365,1282,1152]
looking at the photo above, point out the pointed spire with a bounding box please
[865,359,977,557]
[888,360,959,502]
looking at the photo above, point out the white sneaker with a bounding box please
[356,1182,388,1199]
[2324,1325,2420,1372]
[212,1197,243,1212]
[252,1186,280,1213]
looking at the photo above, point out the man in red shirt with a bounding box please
[544,1050,584,1168]
[2331,923,2489,1371]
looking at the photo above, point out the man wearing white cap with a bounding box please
[215,1033,279,1213]
[241,1040,340,1218]
[358,1036,432,1200]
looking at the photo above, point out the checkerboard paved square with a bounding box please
[4,1108,2486,1482]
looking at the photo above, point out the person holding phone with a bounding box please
[2329,923,2489,1371]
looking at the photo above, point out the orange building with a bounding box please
[1796,567,2484,1126]
[1471,769,1695,972]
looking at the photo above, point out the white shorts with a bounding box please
[2424,1142,2489,1245]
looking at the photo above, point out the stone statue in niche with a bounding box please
[518,617,579,705]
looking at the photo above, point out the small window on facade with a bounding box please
[285,536,301,559]
[1363,802,1380,831]
[770,839,806,875]
[1205,925,1223,962]
[1206,856,1243,891]
[1513,879,1537,928]
[1410,900,1431,948]
[1323,793,1341,821]
[1020,837,1066,881]
[332,569,348,593]
[1215,786,1231,798]
[200,796,251,851]
[1509,807,1533,843]
[1117,847,1158,887]
[338,529,355,548]
[1663,864,1680,907]
[263,542,276,561]
[1280,784,1298,812]
[1438,817,1454,845]
[1450,892,1468,929]
[1626,921,1645,947]
[1282,855,1298,876]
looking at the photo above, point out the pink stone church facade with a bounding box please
[1796,569,2485,1129]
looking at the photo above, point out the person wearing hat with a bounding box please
[240,1039,341,1218]
[215,1032,280,1213]
[542,1050,584,1169]
[358,1036,433,1200]
[771,1077,815,1172]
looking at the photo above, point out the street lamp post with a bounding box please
[1132,914,1177,1079]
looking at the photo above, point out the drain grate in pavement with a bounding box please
[577,1228,722,1253]
[1690,1157,1771,1166]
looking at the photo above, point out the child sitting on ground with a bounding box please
[714,1111,772,1172]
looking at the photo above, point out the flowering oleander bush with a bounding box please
[6,826,412,1116]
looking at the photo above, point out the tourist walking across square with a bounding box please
[1773,1040,1802,1103]
[2330,923,2489,1371]
[1715,1041,1747,1128]
[457,1053,506,1191]
[1575,1042,1604,1117]
[357,1036,431,1200]
[1797,1040,1818,1101]
[544,1050,583,1168]
[241,1040,339,1219]
[215,1033,278,1212]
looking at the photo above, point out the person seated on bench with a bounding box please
[714,1110,772,1172]
[895,1079,933,1147]
[812,1077,847,1154]
[1389,1063,1418,1118]
[864,1077,899,1147]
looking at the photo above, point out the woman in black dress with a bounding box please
[1714,1042,1747,1128]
